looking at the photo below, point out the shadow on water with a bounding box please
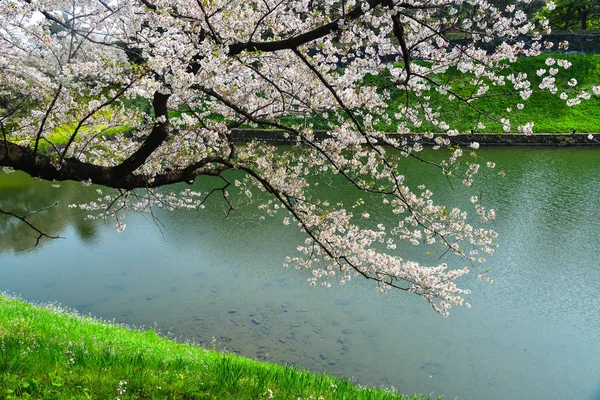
[589,385,600,400]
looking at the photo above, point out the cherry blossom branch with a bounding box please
[59,82,135,162]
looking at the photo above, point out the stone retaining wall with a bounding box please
[230,129,600,146]
[451,33,600,53]
[543,33,600,53]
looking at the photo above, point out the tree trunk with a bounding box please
[581,9,589,30]
[564,5,573,30]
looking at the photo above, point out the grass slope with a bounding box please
[422,53,600,133]
[0,295,431,400]
[284,53,600,134]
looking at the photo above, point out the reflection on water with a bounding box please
[0,175,100,253]
[1,147,600,400]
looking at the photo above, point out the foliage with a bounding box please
[0,294,430,400]
[537,0,600,30]
[1,0,598,315]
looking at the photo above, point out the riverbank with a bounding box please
[0,295,430,400]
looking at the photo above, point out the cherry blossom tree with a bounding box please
[0,0,593,315]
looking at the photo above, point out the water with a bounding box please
[1,147,599,399]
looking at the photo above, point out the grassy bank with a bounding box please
[284,53,600,134]
[421,53,600,133]
[0,295,431,400]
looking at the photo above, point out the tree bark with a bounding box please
[581,9,589,30]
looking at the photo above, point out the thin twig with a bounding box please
[0,202,62,246]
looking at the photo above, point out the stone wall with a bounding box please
[230,129,600,146]
[451,33,600,53]
[543,33,600,53]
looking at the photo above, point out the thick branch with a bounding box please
[109,91,171,179]
[391,14,411,84]
[228,0,384,56]
[0,139,227,190]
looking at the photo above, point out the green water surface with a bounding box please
[1,147,599,400]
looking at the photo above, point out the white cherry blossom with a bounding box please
[0,0,595,315]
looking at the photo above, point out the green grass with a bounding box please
[419,53,600,133]
[0,295,432,400]
[284,53,600,134]
[45,124,133,147]
[11,108,134,150]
